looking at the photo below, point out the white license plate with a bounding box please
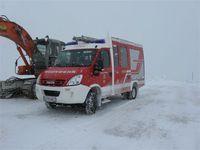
[43,96,57,102]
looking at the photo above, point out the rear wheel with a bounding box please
[45,102,57,109]
[84,90,97,115]
[127,86,138,100]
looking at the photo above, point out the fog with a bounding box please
[0,1,199,82]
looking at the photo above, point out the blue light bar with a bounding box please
[65,41,78,46]
[90,39,105,44]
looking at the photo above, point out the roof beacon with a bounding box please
[73,35,105,44]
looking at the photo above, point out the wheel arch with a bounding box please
[89,84,102,107]
[131,80,138,90]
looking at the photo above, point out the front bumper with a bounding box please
[36,84,90,104]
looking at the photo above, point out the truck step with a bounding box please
[101,99,111,104]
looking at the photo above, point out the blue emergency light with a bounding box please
[65,41,78,46]
[89,39,105,44]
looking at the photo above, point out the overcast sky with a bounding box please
[0,0,199,82]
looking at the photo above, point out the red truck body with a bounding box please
[36,36,145,114]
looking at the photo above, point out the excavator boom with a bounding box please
[0,15,36,75]
[0,16,35,58]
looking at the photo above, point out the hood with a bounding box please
[40,67,90,81]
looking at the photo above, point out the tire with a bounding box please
[45,102,57,109]
[127,85,138,100]
[84,90,97,115]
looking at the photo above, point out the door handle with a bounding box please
[109,72,112,77]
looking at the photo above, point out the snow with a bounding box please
[0,80,200,150]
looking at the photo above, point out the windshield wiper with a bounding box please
[55,62,86,67]
[66,62,84,67]
[54,63,66,67]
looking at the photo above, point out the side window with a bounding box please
[100,50,110,68]
[50,43,59,56]
[113,46,119,68]
[130,49,140,70]
[120,47,128,67]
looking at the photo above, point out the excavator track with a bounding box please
[0,77,36,99]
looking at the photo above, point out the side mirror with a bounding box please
[93,59,103,76]
[15,59,18,67]
[15,59,18,74]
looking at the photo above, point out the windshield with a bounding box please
[54,49,97,67]
[37,44,47,55]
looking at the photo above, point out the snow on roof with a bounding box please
[111,37,143,48]
[64,36,142,51]
[64,42,110,50]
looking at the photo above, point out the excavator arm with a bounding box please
[0,16,65,99]
[0,15,36,74]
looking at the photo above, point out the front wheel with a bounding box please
[84,90,97,115]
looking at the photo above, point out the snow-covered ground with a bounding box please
[0,80,200,150]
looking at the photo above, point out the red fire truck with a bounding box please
[36,36,145,114]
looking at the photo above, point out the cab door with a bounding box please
[97,49,112,97]
[48,41,60,66]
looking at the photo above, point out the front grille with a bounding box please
[44,90,60,97]
[41,79,65,87]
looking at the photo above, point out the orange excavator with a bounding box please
[0,15,65,98]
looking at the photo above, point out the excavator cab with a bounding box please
[32,37,65,76]
[15,38,65,77]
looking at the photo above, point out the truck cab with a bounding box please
[36,36,145,114]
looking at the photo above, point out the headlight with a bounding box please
[36,74,41,85]
[67,74,83,86]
